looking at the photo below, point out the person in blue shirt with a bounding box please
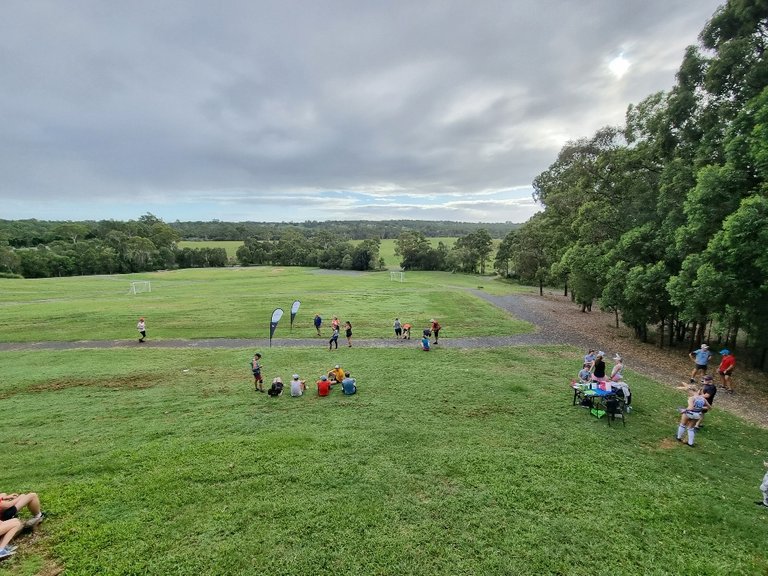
[313,314,322,336]
[689,344,712,383]
[341,371,357,395]
[420,336,430,351]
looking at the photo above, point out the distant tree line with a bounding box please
[170,219,517,241]
[0,215,514,278]
[493,1,768,366]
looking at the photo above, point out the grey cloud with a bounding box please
[0,0,723,221]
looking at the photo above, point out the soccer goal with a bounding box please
[129,281,151,294]
[389,271,405,283]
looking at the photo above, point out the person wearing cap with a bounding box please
[689,344,712,384]
[267,376,284,397]
[316,375,331,397]
[610,353,624,382]
[290,374,306,397]
[330,365,345,384]
[341,371,357,395]
[718,349,736,392]
[136,317,146,343]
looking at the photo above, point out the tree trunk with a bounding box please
[695,321,706,348]
[659,319,665,348]
[539,278,543,296]
[563,282,568,297]
[615,309,619,329]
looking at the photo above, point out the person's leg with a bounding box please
[10,493,40,517]
[724,373,734,392]
[0,518,21,548]
[687,423,696,446]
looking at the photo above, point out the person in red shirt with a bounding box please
[430,319,441,344]
[316,375,331,397]
[718,349,736,392]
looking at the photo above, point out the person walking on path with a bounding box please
[689,344,712,383]
[314,314,322,336]
[718,349,736,392]
[329,326,339,350]
[137,317,147,343]
[393,318,402,338]
[430,319,441,344]
[344,321,353,347]
[251,353,264,392]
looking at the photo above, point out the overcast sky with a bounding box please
[0,1,724,224]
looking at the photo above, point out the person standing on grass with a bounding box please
[757,461,768,508]
[314,314,322,336]
[393,318,402,338]
[430,319,441,344]
[695,375,717,430]
[689,344,712,384]
[329,325,339,350]
[137,317,146,342]
[402,322,412,340]
[251,353,264,392]
[718,349,736,392]
[331,316,340,332]
[345,321,353,347]
[676,388,710,447]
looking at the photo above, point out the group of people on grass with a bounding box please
[675,344,735,447]
[313,314,353,349]
[0,492,45,561]
[575,349,632,410]
[251,354,357,397]
[689,344,736,392]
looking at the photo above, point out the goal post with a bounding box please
[389,271,405,283]
[129,281,151,294]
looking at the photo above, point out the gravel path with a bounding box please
[3,290,766,427]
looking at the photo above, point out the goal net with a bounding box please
[129,281,152,294]
[389,271,405,283]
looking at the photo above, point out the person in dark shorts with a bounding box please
[329,326,339,350]
[0,492,45,528]
[267,377,284,397]
[393,318,402,338]
[345,321,353,347]
[314,314,322,336]
[430,319,441,344]
[137,317,147,342]
[251,353,264,392]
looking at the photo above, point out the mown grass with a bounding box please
[177,240,245,260]
[0,268,533,342]
[1,345,767,575]
[174,238,495,269]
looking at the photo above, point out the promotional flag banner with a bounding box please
[269,308,284,347]
[290,300,301,330]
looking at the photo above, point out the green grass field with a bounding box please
[1,270,767,575]
[0,267,531,342]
